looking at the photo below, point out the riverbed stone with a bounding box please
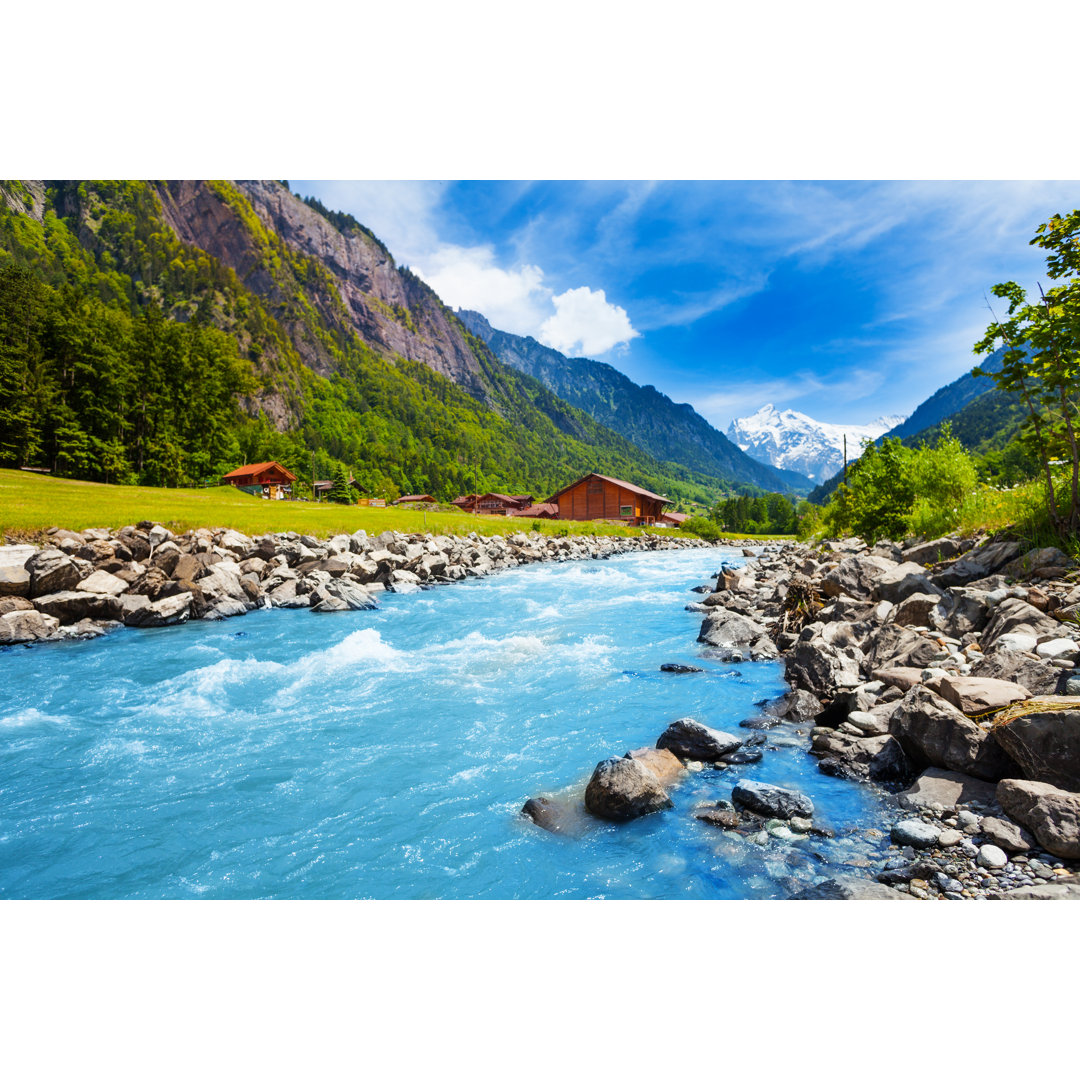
[891,819,941,848]
[0,608,60,643]
[822,554,896,600]
[697,607,767,648]
[981,597,1061,651]
[656,718,742,761]
[996,779,1080,859]
[124,592,193,628]
[898,767,1000,813]
[0,564,31,597]
[75,569,130,597]
[584,757,674,822]
[969,650,1061,696]
[731,779,813,820]
[785,640,863,695]
[793,877,914,899]
[979,815,1034,852]
[977,844,1009,869]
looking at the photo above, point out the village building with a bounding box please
[221,461,297,500]
[659,511,690,527]
[394,493,437,505]
[313,476,366,499]
[546,472,669,526]
[453,493,534,515]
[511,502,558,519]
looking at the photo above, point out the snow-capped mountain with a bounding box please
[726,404,906,484]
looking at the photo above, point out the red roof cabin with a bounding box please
[512,502,558,519]
[221,461,298,500]
[660,511,690,527]
[394,494,437,505]
[547,472,669,526]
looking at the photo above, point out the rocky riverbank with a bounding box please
[703,534,1080,899]
[0,523,715,648]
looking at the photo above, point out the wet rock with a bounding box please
[660,663,704,673]
[625,747,686,787]
[722,748,763,765]
[992,702,1080,790]
[891,819,941,847]
[309,579,377,613]
[584,757,674,822]
[697,607,767,648]
[817,734,914,784]
[694,807,741,829]
[997,779,1080,859]
[888,685,1015,781]
[773,688,823,722]
[731,779,813,820]
[656,718,742,761]
[522,797,574,835]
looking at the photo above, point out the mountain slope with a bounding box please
[0,180,727,504]
[457,308,810,495]
[727,404,904,484]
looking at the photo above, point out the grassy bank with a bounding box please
[0,469,653,541]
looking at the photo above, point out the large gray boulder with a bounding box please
[731,779,814,820]
[75,569,130,597]
[821,554,896,600]
[874,562,942,604]
[816,733,914,784]
[0,564,31,597]
[584,757,674,821]
[904,537,967,565]
[785,640,863,696]
[309,579,377,613]
[656,718,742,761]
[999,546,1073,579]
[933,540,1020,587]
[981,597,1060,651]
[892,592,945,628]
[929,587,992,637]
[793,878,913,899]
[968,650,1062,696]
[27,549,86,597]
[992,703,1080,791]
[863,624,943,672]
[889,685,1015,781]
[32,590,124,624]
[124,592,193,627]
[997,779,1080,858]
[697,607,767,648]
[0,608,60,644]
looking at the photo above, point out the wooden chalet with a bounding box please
[221,461,297,500]
[453,492,534,515]
[512,502,558,519]
[546,472,669,525]
[660,511,690,527]
[394,493,437,505]
[314,476,365,498]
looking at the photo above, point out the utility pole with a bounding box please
[311,450,316,501]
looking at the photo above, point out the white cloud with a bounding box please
[538,287,639,356]
[412,245,550,337]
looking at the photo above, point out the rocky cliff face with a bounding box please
[155,181,494,402]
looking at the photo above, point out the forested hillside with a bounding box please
[458,308,809,494]
[0,181,730,504]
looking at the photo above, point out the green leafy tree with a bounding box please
[975,210,1080,539]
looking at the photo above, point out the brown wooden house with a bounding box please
[546,473,668,525]
[221,461,298,500]
[453,492,534,515]
[394,493,437,505]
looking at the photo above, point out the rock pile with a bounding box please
[0,523,713,647]
[696,532,1080,898]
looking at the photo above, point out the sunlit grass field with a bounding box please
[0,469,653,540]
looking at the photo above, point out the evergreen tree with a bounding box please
[328,464,352,504]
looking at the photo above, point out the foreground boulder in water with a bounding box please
[625,747,686,786]
[731,779,813,820]
[584,757,674,822]
[656,718,742,761]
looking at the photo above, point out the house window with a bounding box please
[620,505,633,516]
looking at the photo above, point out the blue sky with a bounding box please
[290,180,1080,430]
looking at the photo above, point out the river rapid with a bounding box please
[0,546,898,898]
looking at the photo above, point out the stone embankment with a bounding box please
[702,533,1080,899]
[0,522,713,647]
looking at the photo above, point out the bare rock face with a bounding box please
[992,704,1080,791]
[930,587,992,637]
[32,590,124,624]
[888,685,1015,782]
[785,640,863,696]
[793,877,914,899]
[625,747,686,786]
[124,592,193,628]
[584,757,674,821]
[862,624,942,672]
[0,564,31,597]
[873,562,942,604]
[938,676,1029,715]
[656,719,742,761]
[821,554,896,600]
[27,549,85,597]
[892,592,945,628]
[934,540,1020,587]
[997,779,1080,858]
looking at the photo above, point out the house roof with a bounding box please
[513,502,558,517]
[661,511,690,523]
[546,472,669,505]
[396,494,436,502]
[222,461,298,482]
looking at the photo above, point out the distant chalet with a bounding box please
[453,492,534,515]
[221,461,297,499]
[547,473,669,526]
[394,494,437,505]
